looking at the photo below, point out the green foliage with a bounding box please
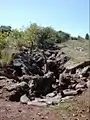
[9,29,27,48]
[37,27,57,48]
[23,24,57,49]
[0,23,88,67]
[71,36,78,40]
[0,26,12,49]
[56,31,70,43]
[0,25,11,33]
[85,33,90,40]
[11,29,22,39]
[24,23,40,47]
[0,38,8,49]
[0,23,71,52]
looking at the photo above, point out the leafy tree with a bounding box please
[71,36,78,40]
[24,23,40,47]
[24,24,57,49]
[11,29,22,39]
[77,36,84,40]
[37,27,57,49]
[56,31,70,43]
[85,33,90,40]
[0,25,11,33]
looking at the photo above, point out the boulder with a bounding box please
[46,60,60,78]
[86,80,90,88]
[46,92,56,98]
[0,76,6,80]
[44,50,51,57]
[4,82,29,101]
[56,51,65,58]
[46,94,62,105]
[48,54,55,60]
[59,54,70,64]
[75,82,87,89]
[19,75,31,83]
[0,78,14,90]
[27,100,47,106]
[66,61,90,74]
[32,72,56,96]
[0,48,89,105]
[62,89,78,97]
[81,66,90,77]
[20,94,30,104]
[59,73,71,90]
[61,96,73,102]
[47,60,56,70]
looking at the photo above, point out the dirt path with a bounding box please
[0,99,60,120]
[0,88,89,120]
[0,85,89,120]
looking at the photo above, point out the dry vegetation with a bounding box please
[57,39,90,71]
[0,24,90,120]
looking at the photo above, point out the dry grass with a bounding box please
[0,48,16,67]
[54,39,90,119]
[57,39,89,64]
[52,88,90,120]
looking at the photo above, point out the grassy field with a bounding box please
[57,39,89,67]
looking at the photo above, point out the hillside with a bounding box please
[0,25,90,120]
[58,39,89,62]
[57,39,89,70]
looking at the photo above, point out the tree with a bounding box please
[78,36,84,40]
[85,33,90,40]
[37,27,57,49]
[0,26,11,33]
[56,31,70,43]
[24,23,41,48]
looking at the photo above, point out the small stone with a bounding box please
[73,114,78,117]
[20,94,30,104]
[45,116,48,119]
[46,92,56,98]
[37,112,41,116]
[74,118,79,120]
[18,109,22,112]
[41,115,44,119]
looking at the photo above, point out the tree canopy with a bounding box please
[85,33,90,40]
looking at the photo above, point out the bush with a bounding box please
[0,48,15,67]
[56,31,70,43]
[85,33,90,40]
[0,39,8,49]
[37,27,57,48]
[0,22,87,67]
[71,37,78,40]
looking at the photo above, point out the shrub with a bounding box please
[0,39,8,49]
[37,27,57,48]
[0,48,15,67]
[56,31,70,43]
[85,33,90,40]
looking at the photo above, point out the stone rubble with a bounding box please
[0,47,90,106]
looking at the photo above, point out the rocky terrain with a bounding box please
[0,46,90,107]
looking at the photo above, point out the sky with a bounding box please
[0,0,89,37]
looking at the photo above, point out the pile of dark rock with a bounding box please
[0,47,90,106]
